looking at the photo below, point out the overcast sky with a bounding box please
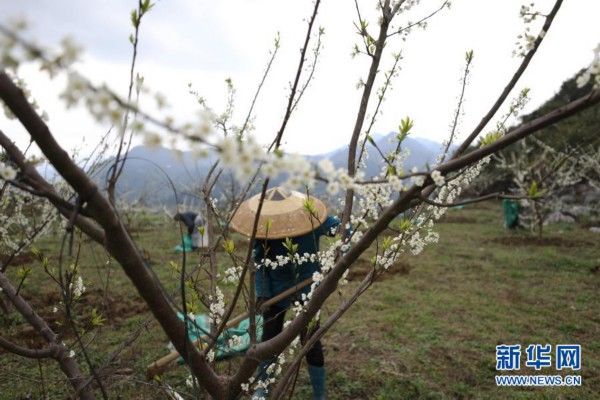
[1,0,599,155]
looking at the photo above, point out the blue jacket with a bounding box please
[254,215,341,308]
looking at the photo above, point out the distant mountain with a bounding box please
[83,132,449,205]
[312,134,444,177]
[93,146,217,206]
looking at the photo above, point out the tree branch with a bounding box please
[418,192,526,208]
[439,89,600,176]
[0,271,95,399]
[0,335,58,359]
[342,0,393,237]
[453,0,564,156]
[0,129,105,242]
[0,70,226,398]
[229,87,600,394]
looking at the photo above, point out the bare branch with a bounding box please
[453,0,564,156]
[269,0,322,150]
[387,0,450,38]
[0,271,95,399]
[342,2,395,238]
[0,336,58,359]
[418,192,527,208]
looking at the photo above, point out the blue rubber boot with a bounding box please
[308,365,326,400]
[251,361,270,399]
[251,387,268,400]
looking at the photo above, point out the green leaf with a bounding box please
[528,181,539,197]
[168,260,180,274]
[480,131,502,147]
[141,0,154,13]
[17,266,31,280]
[130,9,139,27]
[264,218,273,234]
[398,218,412,232]
[222,239,235,254]
[90,308,106,327]
[283,237,298,255]
[398,117,414,137]
[359,19,369,32]
[382,236,393,251]
[528,181,547,199]
[465,49,474,63]
[303,198,316,215]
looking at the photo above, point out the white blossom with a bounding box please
[71,276,86,298]
[223,266,242,283]
[576,43,600,89]
[0,186,53,255]
[318,159,335,176]
[326,181,341,195]
[0,163,17,180]
[206,349,215,363]
[413,175,425,186]
[431,170,445,186]
[208,287,226,325]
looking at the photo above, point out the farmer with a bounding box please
[230,187,340,400]
[173,211,209,250]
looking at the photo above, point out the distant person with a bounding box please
[231,187,341,400]
[174,211,209,250]
[502,199,520,230]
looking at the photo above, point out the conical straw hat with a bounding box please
[230,187,327,239]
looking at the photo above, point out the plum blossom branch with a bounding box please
[387,0,451,39]
[452,0,563,157]
[0,70,225,398]
[418,191,527,208]
[439,49,474,163]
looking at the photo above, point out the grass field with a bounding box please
[1,202,599,399]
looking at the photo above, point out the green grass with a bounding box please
[1,202,599,399]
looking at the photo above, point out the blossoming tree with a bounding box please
[495,137,600,237]
[1,0,599,399]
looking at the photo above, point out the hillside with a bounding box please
[472,68,600,195]
[521,68,600,148]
